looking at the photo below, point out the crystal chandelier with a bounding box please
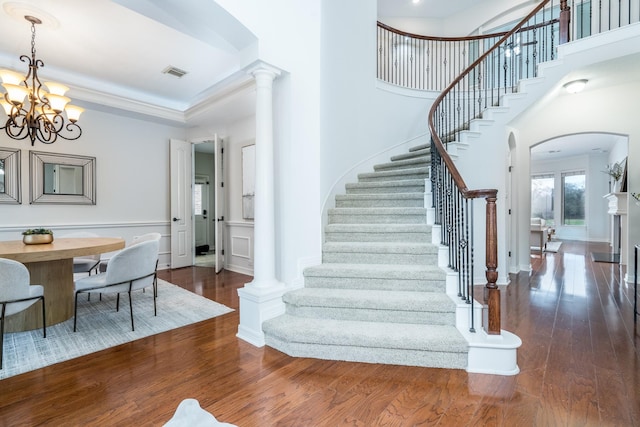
[0,16,84,145]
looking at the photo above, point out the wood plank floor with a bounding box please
[0,240,638,426]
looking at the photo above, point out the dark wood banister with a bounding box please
[426,0,553,335]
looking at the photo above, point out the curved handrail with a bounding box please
[426,0,553,335]
[428,0,552,201]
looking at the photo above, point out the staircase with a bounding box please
[262,144,469,369]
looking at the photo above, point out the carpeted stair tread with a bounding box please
[328,207,426,215]
[304,263,445,280]
[345,179,425,193]
[409,143,430,152]
[357,167,429,182]
[335,193,424,202]
[325,223,431,233]
[284,288,455,312]
[374,156,430,171]
[323,241,437,255]
[334,193,424,208]
[390,149,430,162]
[263,315,468,354]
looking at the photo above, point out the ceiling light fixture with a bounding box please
[563,79,588,94]
[0,15,83,145]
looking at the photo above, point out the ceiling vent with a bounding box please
[162,66,188,78]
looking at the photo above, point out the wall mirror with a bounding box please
[30,151,96,204]
[0,147,21,204]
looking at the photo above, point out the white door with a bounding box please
[214,137,225,273]
[194,176,210,248]
[170,138,193,269]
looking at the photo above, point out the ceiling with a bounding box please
[0,0,256,124]
[530,133,622,162]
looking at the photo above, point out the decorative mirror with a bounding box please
[0,147,21,204]
[30,151,96,204]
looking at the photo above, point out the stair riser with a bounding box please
[335,199,424,208]
[346,185,425,194]
[304,276,446,292]
[264,336,467,370]
[322,252,437,265]
[358,173,428,182]
[325,232,429,243]
[285,305,455,326]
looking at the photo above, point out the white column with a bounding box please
[237,64,285,347]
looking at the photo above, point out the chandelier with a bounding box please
[0,15,83,145]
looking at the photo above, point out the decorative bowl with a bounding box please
[23,234,54,245]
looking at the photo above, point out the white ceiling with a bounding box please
[0,0,256,121]
[530,133,622,162]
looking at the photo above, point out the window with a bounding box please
[194,183,203,215]
[562,171,585,226]
[531,174,555,226]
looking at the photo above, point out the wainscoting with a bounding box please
[0,222,172,269]
[224,221,254,275]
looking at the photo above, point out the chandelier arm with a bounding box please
[57,122,82,141]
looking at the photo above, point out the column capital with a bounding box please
[247,62,282,81]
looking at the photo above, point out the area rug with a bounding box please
[1,279,233,380]
[544,241,562,253]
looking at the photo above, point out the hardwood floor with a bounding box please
[0,240,638,426]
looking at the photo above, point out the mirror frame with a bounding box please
[30,151,96,205]
[0,147,21,204]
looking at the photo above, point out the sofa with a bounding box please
[530,218,550,251]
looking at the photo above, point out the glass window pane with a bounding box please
[531,174,554,226]
[562,172,585,226]
[194,183,202,215]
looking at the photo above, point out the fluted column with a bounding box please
[237,63,285,347]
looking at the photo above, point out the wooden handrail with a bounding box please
[427,0,553,335]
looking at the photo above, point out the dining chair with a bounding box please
[0,258,46,369]
[60,231,102,276]
[73,240,159,332]
[98,232,161,273]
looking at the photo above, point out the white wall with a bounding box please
[0,108,187,268]
[210,0,323,286]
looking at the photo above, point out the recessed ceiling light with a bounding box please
[412,0,421,4]
[563,79,588,94]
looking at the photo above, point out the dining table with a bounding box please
[0,237,125,332]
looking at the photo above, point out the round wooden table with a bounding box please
[0,237,125,332]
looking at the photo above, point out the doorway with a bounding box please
[170,137,225,272]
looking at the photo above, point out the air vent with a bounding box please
[162,66,188,78]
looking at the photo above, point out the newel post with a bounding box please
[559,0,571,44]
[484,194,501,335]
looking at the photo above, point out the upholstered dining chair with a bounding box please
[98,232,161,273]
[73,240,159,332]
[60,231,102,276]
[0,258,46,369]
